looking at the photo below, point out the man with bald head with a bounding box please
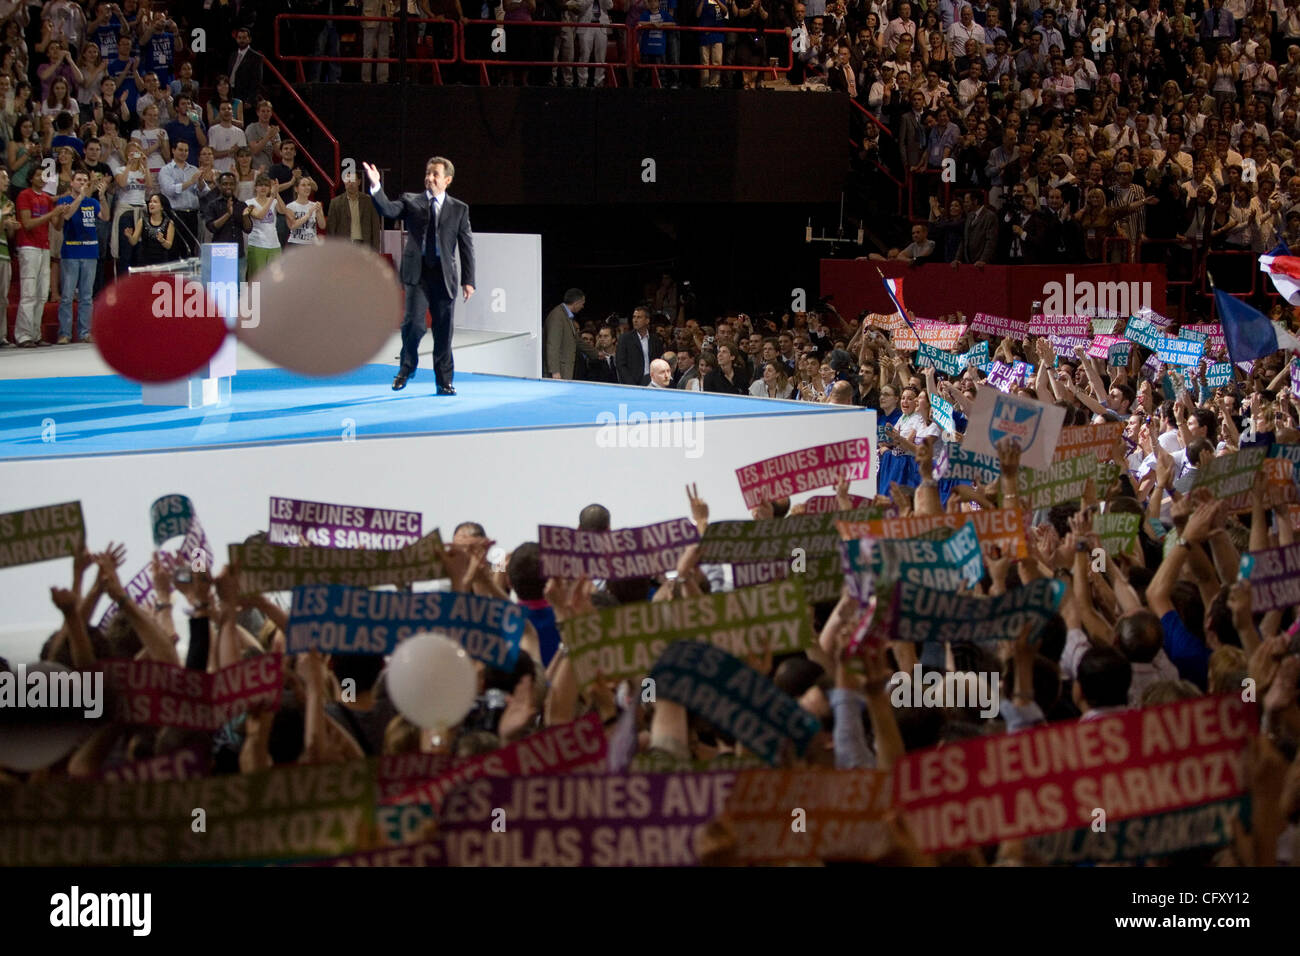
[648,358,673,388]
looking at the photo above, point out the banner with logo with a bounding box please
[0,501,84,570]
[538,517,699,581]
[561,579,812,692]
[961,389,1067,470]
[894,695,1256,855]
[286,584,524,669]
[229,530,445,592]
[735,435,876,509]
[649,641,823,765]
[267,495,422,549]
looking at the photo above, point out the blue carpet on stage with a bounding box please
[0,365,862,461]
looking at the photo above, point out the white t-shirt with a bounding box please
[287,200,322,244]
[208,124,246,174]
[244,197,280,250]
[115,167,147,209]
[131,126,168,175]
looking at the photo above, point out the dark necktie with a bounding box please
[425,196,440,264]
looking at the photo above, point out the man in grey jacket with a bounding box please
[544,288,598,379]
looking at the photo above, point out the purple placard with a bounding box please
[1242,543,1300,612]
[538,517,700,580]
[1029,314,1091,335]
[800,493,870,514]
[985,360,1032,393]
[435,771,737,866]
[1184,323,1226,356]
[268,496,422,550]
[1047,333,1092,355]
[970,312,1027,341]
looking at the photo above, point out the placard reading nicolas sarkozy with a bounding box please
[735,436,875,509]
[229,530,445,591]
[561,579,812,690]
[538,517,699,580]
[286,584,524,669]
[0,501,85,569]
[892,576,1065,643]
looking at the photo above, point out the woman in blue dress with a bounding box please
[874,384,905,491]
[889,386,943,489]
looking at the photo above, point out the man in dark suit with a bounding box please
[615,307,665,385]
[228,26,264,110]
[365,156,476,394]
[951,191,999,268]
[583,326,619,383]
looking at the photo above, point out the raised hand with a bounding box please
[686,482,709,527]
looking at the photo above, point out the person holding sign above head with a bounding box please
[365,156,476,396]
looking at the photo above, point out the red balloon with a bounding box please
[93,274,228,383]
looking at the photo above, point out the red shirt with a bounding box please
[16,188,54,250]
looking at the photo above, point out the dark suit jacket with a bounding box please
[955,206,999,264]
[370,187,476,298]
[615,330,665,385]
[227,46,264,109]
[898,110,926,169]
[327,191,383,249]
[583,352,620,383]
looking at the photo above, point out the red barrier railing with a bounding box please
[259,54,343,195]
[849,98,892,140]
[274,14,459,85]
[627,24,792,87]
[460,20,625,87]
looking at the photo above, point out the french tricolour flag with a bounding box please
[1260,246,1300,304]
[881,275,917,333]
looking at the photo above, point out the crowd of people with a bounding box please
[857,0,1300,282]
[0,1,379,348]
[6,271,1300,865]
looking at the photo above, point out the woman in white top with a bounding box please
[233,147,257,202]
[130,104,171,178]
[889,385,942,487]
[285,176,326,245]
[111,142,151,270]
[76,42,106,108]
[243,173,287,277]
[748,363,794,399]
[40,75,75,119]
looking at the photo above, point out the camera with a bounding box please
[461,688,509,735]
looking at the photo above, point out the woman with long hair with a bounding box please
[112,141,152,273]
[75,42,107,109]
[243,173,288,278]
[37,39,83,103]
[6,115,42,199]
[206,74,244,129]
[703,343,749,394]
[233,147,257,202]
[922,30,952,80]
[749,361,793,399]
[1210,42,1239,112]
[126,192,177,267]
[40,75,75,119]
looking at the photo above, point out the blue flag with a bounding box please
[1267,239,1291,258]
[1214,289,1278,365]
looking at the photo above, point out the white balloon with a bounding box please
[386,632,478,732]
[237,239,402,376]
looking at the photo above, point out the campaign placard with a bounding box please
[732,551,849,603]
[1239,541,1300,613]
[0,501,84,569]
[0,760,376,865]
[435,771,737,866]
[1191,447,1267,512]
[984,360,1033,393]
[1124,314,1163,351]
[1183,323,1226,355]
[1095,512,1140,556]
[229,529,446,592]
[945,443,1001,485]
[649,641,822,765]
[725,769,894,863]
[562,579,813,691]
[100,656,284,731]
[538,518,699,581]
[917,340,964,376]
[1019,454,1098,509]
[1205,363,1234,387]
[961,340,992,370]
[736,436,875,509]
[891,576,1065,643]
[384,710,608,810]
[798,493,870,514]
[1047,333,1093,356]
[930,391,956,432]
[961,388,1066,470]
[100,495,214,627]
[838,508,1028,560]
[863,520,984,590]
[1086,334,1126,360]
[891,319,968,351]
[895,695,1256,855]
[1023,798,1248,864]
[699,513,843,565]
[1053,421,1124,464]
[1156,335,1204,367]
[267,495,422,549]
[1029,314,1091,335]
[970,313,1027,340]
[101,746,210,783]
[286,584,525,670]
